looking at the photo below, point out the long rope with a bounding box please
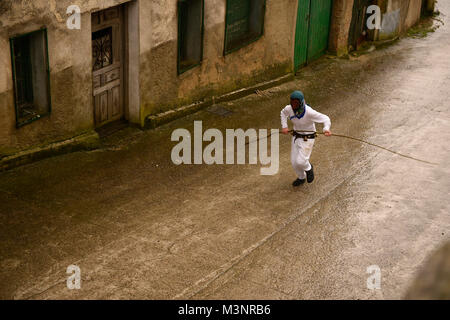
[290,130,438,166]
[245,129,437,166]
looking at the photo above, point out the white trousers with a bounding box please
[291,136,314,179]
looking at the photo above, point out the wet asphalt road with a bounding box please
[1,5,450,300]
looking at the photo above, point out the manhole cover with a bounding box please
[207,104,233,117]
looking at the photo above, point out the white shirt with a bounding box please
[280,104,331,133]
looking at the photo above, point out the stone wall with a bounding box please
[0,0,131,156]
[328,0,355,56]
[376,0,424,40]
[0,0,297,155]
[3,0,426,157]
[138,0,297,118]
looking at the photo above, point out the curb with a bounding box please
[0,130,100,172]
[1,73,295,171]
[145,73,295,129]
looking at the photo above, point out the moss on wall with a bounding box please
[140,60,292,119]
[1,0,297,156]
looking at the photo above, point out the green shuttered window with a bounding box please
[224,0,266,55]
[177,0,204,74]
[10,29,51,127]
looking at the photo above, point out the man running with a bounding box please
[281,91,332,186]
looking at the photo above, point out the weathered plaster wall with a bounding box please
[403,0,422,31]
[139,0,297,117]
[1,0,298,154]
[329,0,355,56]
[0,0,132,156]
[377,0,423,39]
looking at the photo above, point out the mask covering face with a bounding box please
[294,99,305,118]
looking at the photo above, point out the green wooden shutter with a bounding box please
[307,0,332,62]
[224,0,265,55]
[177,0,204,74]
[294,0,311,71]
[225,0,251,51]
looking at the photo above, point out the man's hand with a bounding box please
[281,128,290,135]
[324,130,332,137]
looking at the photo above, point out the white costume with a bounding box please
[280,104,331,180]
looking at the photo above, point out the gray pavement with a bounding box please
[1,3,450,300]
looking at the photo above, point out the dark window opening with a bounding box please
[10,29,51,127]
[224,0,265,55]
[178,0,204,74]
[92,27,113,71]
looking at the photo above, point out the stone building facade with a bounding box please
[374,0,434,40]
[329,0,435,54]
[0,0,434,161]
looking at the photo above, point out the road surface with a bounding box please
[0,3,449,300]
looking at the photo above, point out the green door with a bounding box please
[307,0,332,62]
[294,0,310,71]
[294,0,332,72]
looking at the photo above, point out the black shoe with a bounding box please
[292,178,306,187]
[306,165,314,183]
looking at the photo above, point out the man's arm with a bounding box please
[280,106,290,134]
[308,108,331,134]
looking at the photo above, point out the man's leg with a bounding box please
[291,138,315,180]
[302,139,315,183]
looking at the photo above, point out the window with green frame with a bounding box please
[224,0,266,55]
[177,0,204,74]
[10,29,51,127]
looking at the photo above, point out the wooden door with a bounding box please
[294,0,332,72]
[348,0,371,51]
[294,0,310,71]
[307,0,332,62]
[92,6,124,127]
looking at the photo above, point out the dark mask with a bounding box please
[294,99,305,118]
